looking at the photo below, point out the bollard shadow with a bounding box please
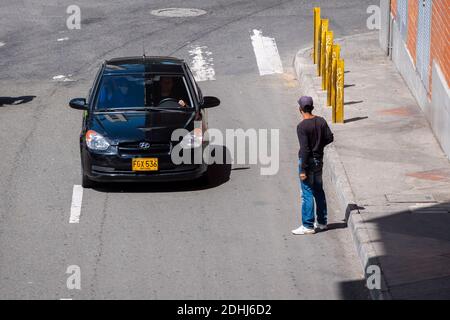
[344,100,363,106]
[344,116,369,124]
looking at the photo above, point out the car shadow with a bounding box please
[0,96,36,107]
[92,145,232,193]
[94,179,209,194]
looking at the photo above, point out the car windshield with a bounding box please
[95,74,192,110]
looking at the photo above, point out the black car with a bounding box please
[69,56,221,188]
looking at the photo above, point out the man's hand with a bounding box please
[300,173,307,181]
[178,100,186,107]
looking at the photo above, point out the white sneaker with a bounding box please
[291,225,316,235]
[314,223,328,231]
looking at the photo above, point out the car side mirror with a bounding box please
[201,96,220,109]
[69,98,88,110]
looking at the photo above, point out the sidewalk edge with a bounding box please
[293,44,392,300]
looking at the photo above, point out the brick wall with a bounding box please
[391,0,397,17]
[406,1,418,64]
[391,0,449,92]
[430,0,450,90]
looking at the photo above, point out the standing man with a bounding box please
[292,96,334,235]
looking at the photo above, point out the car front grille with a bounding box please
[118,142,171,156]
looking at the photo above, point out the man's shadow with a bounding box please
[0,96,36,107]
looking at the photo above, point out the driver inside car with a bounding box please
[159,76,187,107]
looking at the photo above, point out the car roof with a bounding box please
[103,56,186,75]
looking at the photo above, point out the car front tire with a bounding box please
[82,172,95,188]
[202,145,231,187]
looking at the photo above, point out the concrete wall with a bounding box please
[379,0,391,55]
[391,19,431,113]
[431,62,450,159]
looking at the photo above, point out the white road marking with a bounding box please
[69,185,83,224]
[53,75,66,80]
[0,42,5,47]
[52,74,75,82]
[57,37,69,42]
[250,29,283,76]
[151,8,207,17]
[189,46,216,82]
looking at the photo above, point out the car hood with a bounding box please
[89,111,196,144]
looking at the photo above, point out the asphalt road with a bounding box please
[0,0,373,299]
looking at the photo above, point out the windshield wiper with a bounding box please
[95,107,189,113]
[95,107,147,112]
[145,106,189,113]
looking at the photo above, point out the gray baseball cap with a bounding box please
[298,96,314,108]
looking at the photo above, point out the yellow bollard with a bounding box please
[330,44,340,109]
[323,31,333,93]
[317,20,322,75]
[319,19,328,77]
[335,59,345,123]
[313,8,321,65]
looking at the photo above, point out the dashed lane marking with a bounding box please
[250,29,283,76]
[52,74,75,82]
[69,185,83,224]
[151,8,207,17]
[189,45,216,82]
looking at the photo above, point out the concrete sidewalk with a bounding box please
[294,31,450,300]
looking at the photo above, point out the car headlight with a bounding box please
[86,130,110,151]
[180,128,203,149]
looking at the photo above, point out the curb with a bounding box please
[293,45,392,300]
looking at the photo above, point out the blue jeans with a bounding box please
[299,159,327,229]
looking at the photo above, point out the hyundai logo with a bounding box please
[139,142,151,150]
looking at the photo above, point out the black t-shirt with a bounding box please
[297,116,334,171]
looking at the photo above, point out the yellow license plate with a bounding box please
[132,158,158,171]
